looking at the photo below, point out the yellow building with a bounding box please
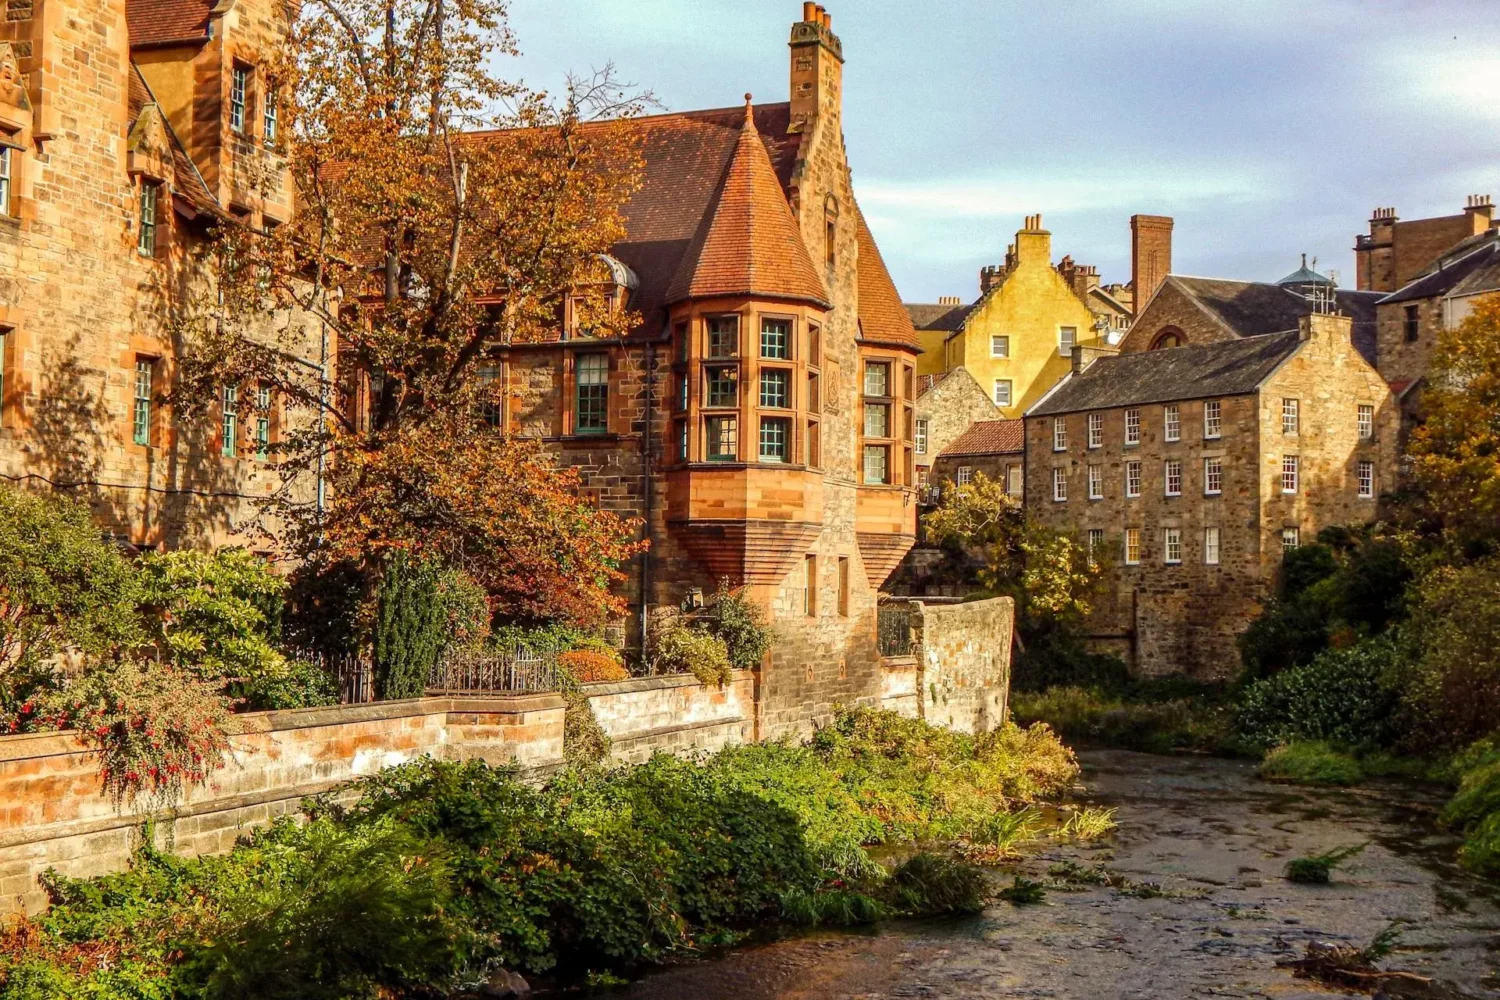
[905,215,1114,419]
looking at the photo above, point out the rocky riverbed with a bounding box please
[605,750,1500,999]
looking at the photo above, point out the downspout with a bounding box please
[638,340,656,655]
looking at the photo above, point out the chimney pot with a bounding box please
[803,1,816,21]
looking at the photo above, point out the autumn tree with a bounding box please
[1405,296,1500,554]
[176,0,651,625]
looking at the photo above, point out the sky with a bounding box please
[500,0,1500,303]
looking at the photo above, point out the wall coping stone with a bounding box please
[580,669,754,697]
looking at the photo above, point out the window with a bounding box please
[1164,459,1182,496]
[1059,326,1076,358]
[0,141,12,217]
[804,555,817,617]
[993,379,1012,407]
[230,65,249,134]
[137,182,160,257]
[1088,464,1103,499]
[676,374,689,412]
[675,420,688,461]
[221,384,238,457]
[760,318,791,359]
[806,421,820,467]
[477,366,503,428]
[957,466,973,486]
[1052,467,1067,502]
[1052,417,1067,451]
[1164,403,1180,442]
[759,417,790,462]
[706,366,738,408]
[1087,412,1102,449]
[1357,404,1373,440]
[863,401,889,437]
[1204,527,1221,565]
[707,316,739,358]
[863,444,889,484]
[706,415,738,461]
[1164,527,1182,564]
[990,335,1010,358]
[1204,456,1222,495]
[132,359,154,446]
[1124,407,1140,445]
[837,557,849,617]
[575,354,608,433]
[864,361,890,397]
[914,418,929,455]
[1282,527,1300,552]
[1404,304,1419,343]
[807,372,821,414]
[1358,460,1374,498]
[1124,528,1141,566]
[1282,455,1299,494]
[254,386,272,460]
[1204,399,1222,439]
[1007,464,1023,496]
[262,87,278,145]
[759,369,790,408]
[1087,529,1105,563]
[1282,398,1299,435]
[1125,460,1141,498]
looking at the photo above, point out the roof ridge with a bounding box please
[462,100,795,139]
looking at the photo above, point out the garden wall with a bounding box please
[912,597,1014,733]
[586,671,755,763]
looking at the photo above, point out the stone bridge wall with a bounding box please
[908,596,1014,733]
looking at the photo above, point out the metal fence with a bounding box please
[877,602,915,658]
[425,644,562,695]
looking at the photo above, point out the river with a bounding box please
[606,750,1500,999]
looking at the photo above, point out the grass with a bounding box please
[1058,806,1117,841]
[996,876,1047,904]
[885,853,988,916]
[1286,843,1367,883]
[1258,741,1364,786]
[1010,681,1236,754]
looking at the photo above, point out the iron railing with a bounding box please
[877,602,915,658]
[426,644,561,695]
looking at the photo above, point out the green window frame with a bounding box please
[706,365,738,408]
[760,318,791,359]
[759,369,790,408]
[706,415,738,462]
[221,384,238,457]
[759,416,790,463]
[132,359,154,445]
[254,386,272,460]
[575,354,608,433]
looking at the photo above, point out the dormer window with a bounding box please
[230,65,250,134]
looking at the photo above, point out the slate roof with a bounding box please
[939,419,1024,457]
[664,101,828,309]
[854,204,921,350]
[905,301,976,332]
[1164,275,1379,365]
[1027,331,1302,417]
[127,64,222,219]
[1379,230,1500,305]
[126,0,215,47]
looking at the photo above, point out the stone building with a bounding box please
[912,366,999,489]
[483,4,924,739]
[903,215,1115,418]
[1024,313,1398,679]
[930,418,1024,496]
[0,0,320,550]
[1355,195,1495,293]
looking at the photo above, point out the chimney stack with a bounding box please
[1465,194,1495,227]
[1130,214,1173,317]
[789,3,844,131]
[1014,213,1051,265]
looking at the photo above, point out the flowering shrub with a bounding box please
[42,659,230,807]
[557,649,628,684]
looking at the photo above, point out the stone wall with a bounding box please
[586,671,755,763]
[1374,295,1446,388]
[911,597,1012,732]
[913,367,1000,476]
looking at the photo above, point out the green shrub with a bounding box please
[436,567,491,652]
[372,554,446,700]
[779,887,886,927]
[1237,597,1332,679]
[1286,843,1366,884]
[885,853,986,916]
[997,875,1047,904]
[135,548,287,682]
[1258,741,1363,786]
[283,558,366,658]
[651,620,732,687]
[230,658,339,711]
[696,582,773,670]
[1234,640,1400,752]
[1395,558,1500,750]
[1011,633,1129,692]
[1010,685,1231,754]
[1441,742,1500,876]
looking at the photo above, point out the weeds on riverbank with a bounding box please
[1009,682,1235,754]
[1259,741,1364,786]
[1286,843,1367,883]
[0,709,1077,999]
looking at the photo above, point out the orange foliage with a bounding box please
[557,649,629,684]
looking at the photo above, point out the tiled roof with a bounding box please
[1028,331,1302,417]
[905,301,975,331]
[1379,230,1500,305]
[127,64,221,218]
[854,204,920,350]
[126,0,214,47]
[1167,275,1379,366]
[915,370,951,398]
[939,419,1024,457]
[664,100,828,308]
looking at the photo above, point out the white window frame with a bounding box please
[1124,528,1141,566]
[132,359,154,446]
[1087,528,1105,563]
[1052,416,1067,452]
[1282,527,1300,552]
[1125,460,1141,498]
[863,443,889,485]
[1358,460,1374,499]
[993,378,1012,407]
[230,65,249,134]
[0,142,12,217]
[1052,467,1068,502]
[137,181,159,257]
[1204,456,1222,496]
[1204,527,1221,565]
[1357,404,1373,440]
[1006,464,1023,496]
[1164,459,1182,497]
[1087,412,1103,449]
[263,86,279,144]
[914,418,929,455]
[1058,325,1076,358]
[1164,527,1182,564]
[1282,454,1299,494]
[957,465,973,486]
[990,335,1010,358]
[1204,399,1222,440]
[1124,407,1140,446]
[1088,464,1103,500]
[1282,397,1300,436]
[1163,403,1180,442]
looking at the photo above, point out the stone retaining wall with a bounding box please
[586,671,755,763]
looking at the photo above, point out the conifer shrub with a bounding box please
[372,554,446,700]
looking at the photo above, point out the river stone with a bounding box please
[478,969,531,998]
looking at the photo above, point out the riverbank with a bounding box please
[609,750,1500,1000]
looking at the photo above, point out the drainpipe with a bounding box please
[638,340,656,654]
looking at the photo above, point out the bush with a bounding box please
[437,568,491,652]
[557,649,628,684]
[1441,742,1500,876]
[1010,685,1232,754]
[230,658,339,711]
[373,554,446,700]
[1258,741,1364,786]
[135,548,287,682]
[884,853,986,916]
[1012,634,1129,692]
[1395,558,1500,750]
[1234,640,1400,752]
[283,558,366,658]
[651,619,732,687]
[697,582,773,670]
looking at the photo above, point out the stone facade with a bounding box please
[1026,314,1398,678]
[912,598,1012,733]
[1355,197,1494,292]
[912,366,999,485]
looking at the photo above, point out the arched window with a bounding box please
[1149,327,1185,351]
[824,194,839,268]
